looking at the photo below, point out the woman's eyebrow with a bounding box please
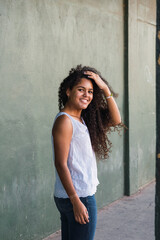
[76,86,93,90]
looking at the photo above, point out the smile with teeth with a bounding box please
[80,99,89,104]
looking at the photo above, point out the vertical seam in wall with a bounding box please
[123,0,130,196]
[155,0,160,238]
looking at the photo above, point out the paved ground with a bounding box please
[44,181,155,240]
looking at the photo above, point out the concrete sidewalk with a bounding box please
[44,181,155,240]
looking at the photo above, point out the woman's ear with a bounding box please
[66,88,70,97]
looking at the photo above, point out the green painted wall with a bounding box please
[0,0,156,239]
[128,0,156,194]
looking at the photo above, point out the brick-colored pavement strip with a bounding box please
[44,181,155,240]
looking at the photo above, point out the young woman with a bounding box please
[51,65,122,240]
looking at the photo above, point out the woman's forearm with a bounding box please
[55,160,81,204]
[55,162,89,224]
[103,86,121,125]
[55,162,78,199]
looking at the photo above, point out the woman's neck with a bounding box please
[61,106,82,118]
[61,107,83,123]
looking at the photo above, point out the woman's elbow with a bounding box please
[112,117,121,126]
[55,160,67,171]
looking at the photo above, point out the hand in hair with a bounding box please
[84,71,109,92]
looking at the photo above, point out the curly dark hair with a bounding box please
[58,65,123,159]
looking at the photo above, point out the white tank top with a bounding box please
[51,112,99,198]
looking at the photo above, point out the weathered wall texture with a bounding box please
[0,0,156,239]
[128,0,156,194]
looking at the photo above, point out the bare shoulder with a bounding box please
[52,114,73,136]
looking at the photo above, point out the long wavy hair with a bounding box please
[58,65,124,159]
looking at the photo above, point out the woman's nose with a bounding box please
[83,91,87,97]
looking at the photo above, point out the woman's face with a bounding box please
[66,78,94,110]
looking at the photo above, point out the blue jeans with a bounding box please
[54,195,97,240]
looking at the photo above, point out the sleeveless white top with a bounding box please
[51,112,99,198]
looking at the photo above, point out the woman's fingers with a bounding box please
[85,71,99,83]
[85,210,89,223]
[75,215,83,224]
[84,71,107,90]
[75,216,82,224]
[84,71,96,79]
[72,199,90,224]
[75,209,89,224]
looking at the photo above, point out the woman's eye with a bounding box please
[78,89,93,94]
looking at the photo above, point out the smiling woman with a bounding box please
[51,65,123,240]
[66,78,94,114]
